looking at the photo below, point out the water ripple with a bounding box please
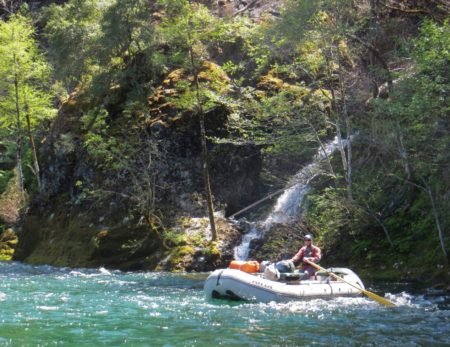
[0,261,449,346]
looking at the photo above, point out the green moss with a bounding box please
[167,245,196,270]
[0,229,18,261]
[163,229,188,246]
[179,217,193,228]
[190,233,207,247]
[204,241,220,257]
[0,248,14,261]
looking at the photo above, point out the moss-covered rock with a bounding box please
[14,199,167,270]
[0,228,18,261]
[156,215,242,272]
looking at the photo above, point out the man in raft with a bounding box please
[290,233,322,279]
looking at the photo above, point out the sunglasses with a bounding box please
[304,239,311,242]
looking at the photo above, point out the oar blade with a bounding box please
[304,260,396,307]
[363,289,396,307]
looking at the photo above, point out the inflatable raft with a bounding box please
[204,266,366,302]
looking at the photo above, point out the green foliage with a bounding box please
[158,0,234,68]
[81,107,109,134]
[81,107,126,170]
[54,133,77,156]
[385,191,440,256]
[241,21,277,75]
[306,187,351,244]
[167,63,232,113]
[235,1,348,76]
[0,12,56,193]
[0,13,54,125]
[163,228,188,247]
[276,0,320,42]
[363,19,449,180]
[43,0,158,97]
[99,0,156,59]
[0,170,14,195]
[84,134,119,168]
[42,0,107,92]
[414,19,450,78]
[155,0,241,137]
[346,18,450,261]
[350,239,374,259]
[93,0,160,96]
[223,0,359,184]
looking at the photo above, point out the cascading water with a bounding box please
[234,137,344,260]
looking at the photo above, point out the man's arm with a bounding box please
[290,247,305,264]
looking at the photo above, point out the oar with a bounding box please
[304,260,396,307]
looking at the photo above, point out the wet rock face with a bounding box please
[14,202,170,271]
[146,103,263,217]
[146,62,263,217]
[210,142,262,216]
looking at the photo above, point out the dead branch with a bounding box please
[233,0,259,17]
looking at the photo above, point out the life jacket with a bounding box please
[304,246,313,258]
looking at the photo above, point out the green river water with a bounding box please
[0,261,449,346]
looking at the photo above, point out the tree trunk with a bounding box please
[396,125,412,180]
[199,113,217,241]
[421,178,447,259]
[345,117,353,200]
[189,47,217,241]
[13,54,24,203]
[335,121,348,173]
[338,58,353,200]
[23,95,41,192]
[325,52,348,181]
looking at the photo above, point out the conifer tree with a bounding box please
[0,12,55,197]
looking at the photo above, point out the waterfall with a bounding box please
[234,137,343,260]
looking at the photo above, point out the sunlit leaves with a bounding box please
[42,0,106,92]
[367,19,449,177]
[413,19,450,78]
[0,14,51,87]
[0,14,55,129]
[157,0,233,69]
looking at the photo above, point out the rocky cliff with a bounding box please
[14,63,263,270]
